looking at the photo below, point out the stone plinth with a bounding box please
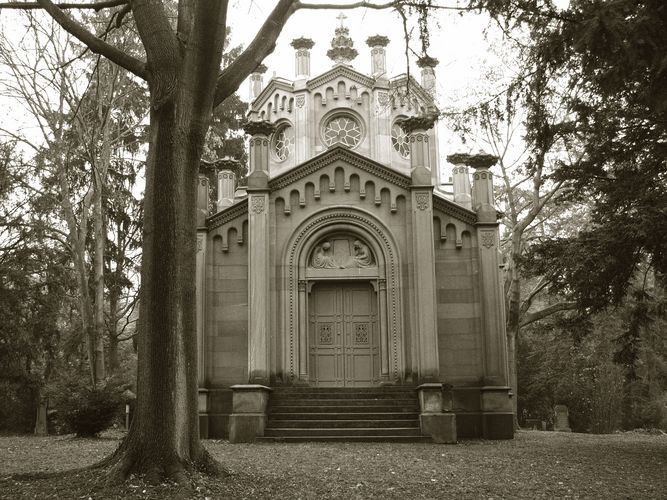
[480,386,514,439]
[417,383,457,444]
[228,384,272,443]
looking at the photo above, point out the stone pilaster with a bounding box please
[447,154,473,210]
[366,35,389,78]
[243,121,275,383]
[196,174,209,227]
[468,154,509,386]
[417,55,439,96]
[291,38,314,80]
[249,64,267,102]
[196,231,207,386]
[217,170,236,211]
[402,114,439,381]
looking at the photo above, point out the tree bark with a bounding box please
[103,1,228,482]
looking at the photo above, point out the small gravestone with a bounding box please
[554,405,571,432]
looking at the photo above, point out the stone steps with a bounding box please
[259,386,429,443]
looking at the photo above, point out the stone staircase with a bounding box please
[258,386,430,442]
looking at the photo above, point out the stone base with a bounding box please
[199,414,209,439]
[228,414,267,443]
[420,413,457,444]
[482,412,514,439]
[554,427,572,432]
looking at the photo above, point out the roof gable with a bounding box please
[268,145,411,192]
[251,78,294,111]
[307,65,375,91]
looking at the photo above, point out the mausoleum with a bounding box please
[195,19,513,442]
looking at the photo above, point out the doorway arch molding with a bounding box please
[281,207,404,383]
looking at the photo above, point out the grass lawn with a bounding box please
[0,430,665,499]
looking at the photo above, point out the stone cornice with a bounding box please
[446,152,498,169]
[432,193,478,226]
[269,145,411,192]
[366,35,390,47]
[250,79,295,111]
[207,198,248,230]
[242,120,276,137]
[416,55,439,68]
[307,65,375,91]
[400,112,439,133]
[291,37,315,50]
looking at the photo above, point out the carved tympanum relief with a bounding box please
[309,236,375,269]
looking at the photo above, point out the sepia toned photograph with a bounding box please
[0,1,665,498]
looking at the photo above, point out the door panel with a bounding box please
[309,282,378,387]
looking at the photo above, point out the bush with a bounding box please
[53,378,123,437]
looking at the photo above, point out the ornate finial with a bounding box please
[446,152,498,169]
[290,37,315,50]
[337,12,347,28]
[416,55,439,69]
[242,120,276,137]
[366,35,390,48]
[327,15,358,65]
[399,112,439,134]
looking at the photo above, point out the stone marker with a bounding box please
[553,404,572,432]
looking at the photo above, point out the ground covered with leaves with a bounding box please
[0,430,665,499]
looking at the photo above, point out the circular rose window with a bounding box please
[273,125,294,161]
[391,122,410,158]
[323,115,362,148]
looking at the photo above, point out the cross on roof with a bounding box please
[337,12,347,28]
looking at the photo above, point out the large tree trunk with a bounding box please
[105,4,228,480]
[106,101,216,482]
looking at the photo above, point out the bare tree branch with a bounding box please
[33,0,148,80]
[520,301,578,327]
[0,0,127,9]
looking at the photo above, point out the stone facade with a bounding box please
[196,25,513,440]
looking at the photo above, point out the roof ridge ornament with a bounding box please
[327,13,358,66]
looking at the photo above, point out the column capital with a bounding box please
[400,112,438,134]
[242,120,276,137]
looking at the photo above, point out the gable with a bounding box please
[269,145,410,192]
[250,78,295,112]
[307,65,375,92]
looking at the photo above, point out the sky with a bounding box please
[225,1,509,183]
[0,1,514,183]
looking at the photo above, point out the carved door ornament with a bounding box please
[309,236,376,269]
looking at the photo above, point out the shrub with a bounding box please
[53,378,123,437]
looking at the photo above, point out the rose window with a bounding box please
[323,115,362,148]
[391,122,410,158]
[273,125,294,161]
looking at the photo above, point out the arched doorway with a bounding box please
[281,208,404,385]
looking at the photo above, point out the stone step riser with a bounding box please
[256,436,432,443]
[272,393,416,400]
[264,428,423,437]
[270,399,418,407]
[269,406,419,413]
[269,412,420,420]
[267,419,419,429]
[271,387,417,392]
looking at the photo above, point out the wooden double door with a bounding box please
[309,282,379,387]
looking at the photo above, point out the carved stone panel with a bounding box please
[309,236,375,269]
